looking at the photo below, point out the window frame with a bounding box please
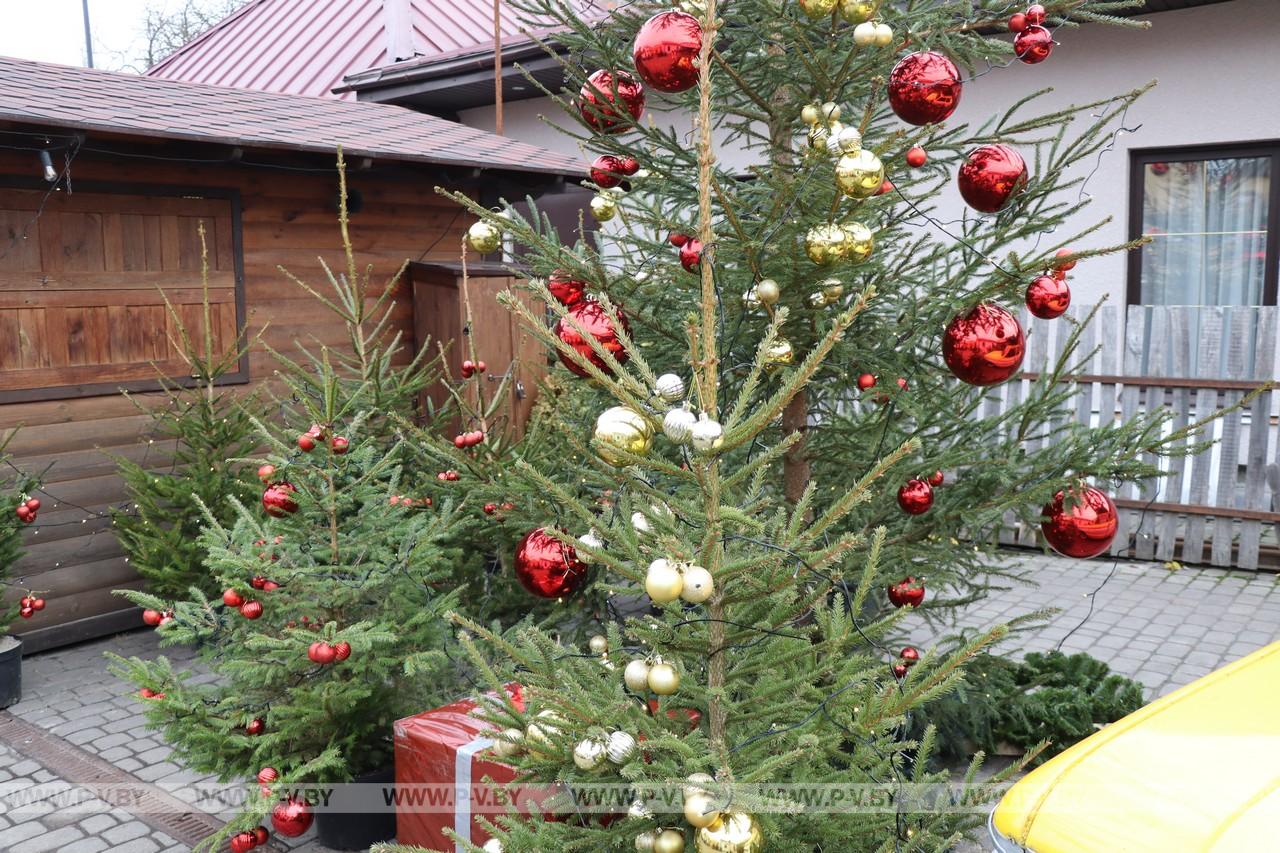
[0,177,249,404]
[1127,141,1280,307]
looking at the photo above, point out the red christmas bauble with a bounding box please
[19,606,33,619]
[927,470,944,487]
[632,11,703,94]
[309,642,336,665]
[957,144,1028,213]
[1026,3,1047,24]
[262,482,299,517]
[1026,274,1071,319]
[892,663,909,679]
[1008,12,1027,32]
[297,434,316,452]
[333,641,352,661]
[30,598,44,611]
[887,52,963,126]
[246,718,265,736]
[240,600,263,620]
[579,70,645,134]
[679,238,702,272]
[857,373,877,391]
[330,436,349,454]
[271,797,313,838]
[230,831,256,853]
[590,154,626,188]
[548,270,587,306]
[942,303,1026,386]
[256,464,275,483]
[900,646,920,665]
[669,232,690,247]
[223,588,244,608]
[906,146,928,167]
[1015,25,1053,64]
[25,498,39,511]
[257,767,278,784]
[1041,486,1119,558]
[897,479,934,515]
[142,609,162,626]
[513,527,589,599]
[886,576,926,608]
[253,827,270,845]
[1054,248,1077,271]
[619,156,640,175]
[553,299,631,377]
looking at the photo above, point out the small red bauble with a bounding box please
[257,767,278,784]
[253,827,270,845]
[25,498,39,511]
[957,144,1028,213]
[1026,4,1046,24]
[240,601,263,620]
[30,598,44,611]
[1008,12,1027,32]
[548,270,588,306]
[590,154,626,188]
[887,576,926,608]
[330,436,349,454]
[553,299,631,377]
[18,596,30,608]
[891,663,909,679]
[246,718,265,736]
[897,479,934,515]
[475,360,487,373]
[257,464,276,482]
[251,575,267,589]
[1054,248,1077,271]
[619,156,640,175]
[142,609,162,626]
[1026,274,1071,320]
[632,11,703,94]
[271,797,313,837]
[669,232,690,247]
[307,423,325,439]
[878,179,895,196]
[513,527,589,599]
[927,470,944,487]
[579,70,645,134]
[230,831,256,853]
[19,606,33,619]
[943,303,1026,386]
[1041,486,1119,559]
[296,434,316,452]
[223,589,244,608]
[262,482,299,517]
[906,146,928,167]
[333,641,352,661]
[308,642,336,665]
[900,646,920,665]
[857,373,877,391]
[679,238,702,273]
[887,52,963,126]
[1015,25,1053,64]
[16,505,30,520]
[483,503,497,515]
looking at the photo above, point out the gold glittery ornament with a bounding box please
[591,193,619,222]
[695,810,764,853]
[763,338,795,371]
[838,0,876,24]
[835,149,885,199]
[797,0,837,19]
[594,406,653,466]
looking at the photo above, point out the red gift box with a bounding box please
[394,683,539,851]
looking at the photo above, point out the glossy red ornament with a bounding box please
[548,270,588,306]
[578,70,645,134]
[253,827,270,846]
[887,576,926,608]
[30,598,44,611]
[257,463,276,482]
[308,642,337,665]
[892,663,909,679]
[957,144,1028,213]
[906,146,927,167]
[1054,248,1077,271]
[262,482,299,517]
[632,11,703,94]
[330,436,349,454]
[257,767,279,784]
[333,641,352,661]
[927,470,944,487]
[18,606,33,619]
[240,600,263,620]
[897,479,934,515]
[25,498,39,511]
[1008,12,1027,31]
[1015,25,1053,64]
[297,434,316,452]
[223,589,244,608]
[1026,4,1046,24]
[246,718,265,736]
[142,609,162,626]
[513,527,589,599]
[679,238,702,272]
[878,179,895,196]
[1026,274,1071,319]
[553,299,631,377]
[18,596,30,608]
[900,646,920,665]
[1041,486,1119,559]
[271,797,313,838]
[942,303,1026,386]
[856,373,877,390]
[483,503,498,515]
[619,156,640,175]
[887,52,963,126]
[231,831,257,853]
[669,232,690,247]
[590,154,626,188]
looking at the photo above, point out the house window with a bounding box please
[1129,145,1278,306]
[0,180,247,403]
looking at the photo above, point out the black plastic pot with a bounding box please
[0,634,21,710]
[314,765,397,850]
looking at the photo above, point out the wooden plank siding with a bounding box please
[0,148,483,650]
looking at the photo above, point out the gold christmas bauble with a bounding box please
[630,800,654,820]
[834,125,863,154]
[842,221,874,263]
[636,831,658,852]
[838,0,875,24]
[685,773,716,798]
[574,737,607,771]
[655,828,686,853]
[595,406,653,466]
[797,0,837,19]
[805,224,848,266]
[821,278,845,301]
[807,291,829,308]
[624,659,652,692]
[679,564,714,603]
[467,220,502,254]
[763,338,794,372]
[741,287,762,311]
[591,193,619,222]
[646,558,685,604]
[648,662,681,695]
[835,149,885,199]
[525,710,564,754]
[689,415,725,454]
[806,124,830,153]
[800,103,822,126]
[852,20,877,46]
[695,810,764,853]
[874,22,895,46]
[493,727,523,758]
[821,101,841,122]
[684,793,722,829]
[589,634,609,654]
[755,278,780,305]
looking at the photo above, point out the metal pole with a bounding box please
[493,0,504,135]
[81,0,94,68]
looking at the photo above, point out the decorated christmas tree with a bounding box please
[1,433,40,633]
[407,0,1201,851]
[113,226,260,599]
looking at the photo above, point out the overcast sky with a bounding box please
[0,0,165,71]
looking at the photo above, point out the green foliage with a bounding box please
[920,650,1145,762]
[113,226,259,598]
[0,432,39,634]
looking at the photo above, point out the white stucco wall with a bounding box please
[460,0,1280,308]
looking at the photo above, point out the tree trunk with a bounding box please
[783,388,809,504]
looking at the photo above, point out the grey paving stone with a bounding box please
[110,840,161,853]
[59,839,109,853]
[2,820,45,846]
[10,825,85,853]
[102,820,151,845]
[77,813,117,834]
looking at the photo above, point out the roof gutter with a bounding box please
[337,37,566,95]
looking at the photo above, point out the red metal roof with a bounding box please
[0,55,582,175]
[145,0,539,99]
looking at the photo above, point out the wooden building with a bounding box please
[0,56,578,651]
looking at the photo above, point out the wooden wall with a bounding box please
[0,146,484,650]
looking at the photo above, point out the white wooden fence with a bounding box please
[992,304,1278,570]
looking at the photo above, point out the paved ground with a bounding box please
[1,553,1278,852]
